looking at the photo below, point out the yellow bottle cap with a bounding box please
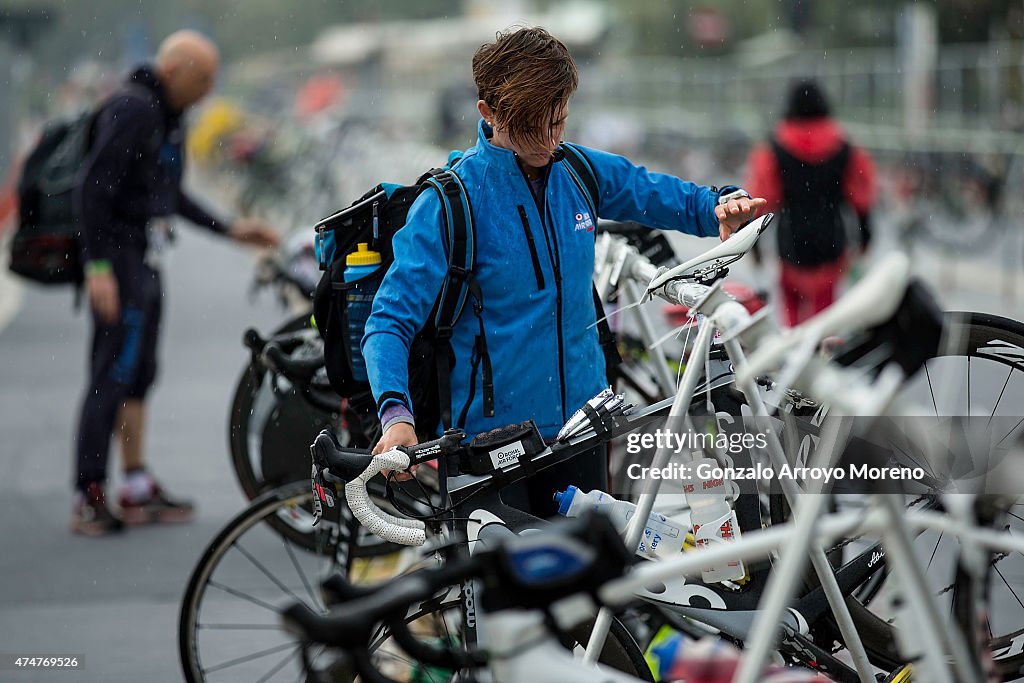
[346,242,382,266]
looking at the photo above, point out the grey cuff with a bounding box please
[382,414,416,434]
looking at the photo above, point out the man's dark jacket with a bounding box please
[75,65,227,264]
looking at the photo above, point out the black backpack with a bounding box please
[312,144,619,440]
[10,85,159,286]
[771,139,851,267]
[10,111,97,285]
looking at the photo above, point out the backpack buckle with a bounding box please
[448,265,470,281]
[435,172,461,198]
[435,324,453,341]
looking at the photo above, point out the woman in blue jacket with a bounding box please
[363,27,763,512]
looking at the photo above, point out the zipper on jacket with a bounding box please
[516,205,545,290]
[517,163,568,423]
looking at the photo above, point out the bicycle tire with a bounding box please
[345,586,653,683]
[179,482,408,683]
[771,311,1024,677]
[228,311,339,501]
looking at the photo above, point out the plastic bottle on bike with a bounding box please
[553,486,687,559]
[344,243,382,382]
[684,457,746,582]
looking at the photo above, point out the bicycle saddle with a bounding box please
[263,341,324,384]
[646,213,774,292]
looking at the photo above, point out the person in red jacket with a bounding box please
[746,80,876,326]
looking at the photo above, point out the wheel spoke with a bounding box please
[926,533,943,571]
[986,366,1014,426]
[199,623,285,631]
[890,441,937,480]
[994,564,1024,613]
[208,580,282,613]
[281,534,322,611]
[1005,510,1024,525]
[255,644,302,683]
[924,363,939,416]
[995,416,1024,448]
[204,641,299,675]
[234,542,307,607]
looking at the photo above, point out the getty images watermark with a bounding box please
[622,427,925,484]
[615,415,1024,495]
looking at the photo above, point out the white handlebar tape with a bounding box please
[344,449,426,546]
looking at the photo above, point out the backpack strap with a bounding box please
[560,143,623,380]
[560,142,600,217]
[592,284,621,381]
[420,169,495,430]
[423,169,474,330]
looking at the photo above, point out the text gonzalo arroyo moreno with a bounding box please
[623,429,925,483]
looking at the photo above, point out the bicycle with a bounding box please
[593,229,1024,680]
[282,511,836,683]
[178,219,774,682]
[286,445,1022,682]
[308,219,1024,681]
[592,223,1024,680]
[178,472,439,683]
[888,148,1024,258]
[186,218,1024,679]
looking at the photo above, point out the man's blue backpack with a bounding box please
[311,145,618,440]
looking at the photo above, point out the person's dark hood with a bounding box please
[126,64,178,116]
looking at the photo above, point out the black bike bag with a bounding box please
[460,420,546,476]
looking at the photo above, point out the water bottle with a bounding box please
[344,243,382,383]
[553,486,687,560]
[683,457,746,583]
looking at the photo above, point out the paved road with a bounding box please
[0,224,285,682]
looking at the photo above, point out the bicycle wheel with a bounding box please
[772,312,1024,677]
[179,482,411,683]
[228,312,340,500]
[906,152,1003,255]
[333,587,654,683]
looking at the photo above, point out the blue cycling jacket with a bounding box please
[362,119,722,440]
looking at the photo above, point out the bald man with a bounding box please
[71,31,279,535]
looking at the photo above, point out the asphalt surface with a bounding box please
[0,196,1022,682]
[0,223,284,682]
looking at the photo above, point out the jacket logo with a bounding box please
[574,211,595,232]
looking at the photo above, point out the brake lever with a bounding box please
[242,329,268,386]
[310,442,338,526]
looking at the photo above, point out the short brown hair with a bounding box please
[472,26,578,148]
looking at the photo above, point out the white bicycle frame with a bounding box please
[584,220,886,683]
[485,248,1024,682]
[479,496,1024,683]
[593,226,677,400]
[344,216,1021,682]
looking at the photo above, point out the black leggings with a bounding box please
[74,253,162,491]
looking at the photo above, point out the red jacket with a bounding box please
[746,118,876,217]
